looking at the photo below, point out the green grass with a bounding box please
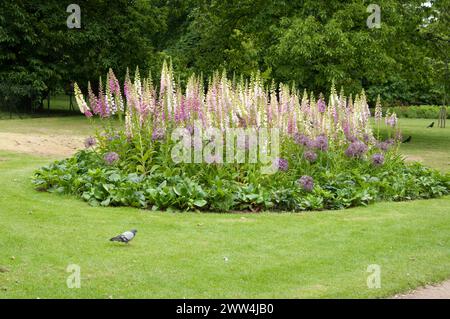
[396,119,450,171]
[0,117,449,298]
[0,116,94,136]
[0,95,77,120]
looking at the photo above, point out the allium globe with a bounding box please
[314,135,329,151]
[84,136,96,148]
[304,150,318,163]
[275,158,289,172]
[345,141,368,158]
[104,152,120,165]
[372,153,385,166]
[298,175,314,192]
[293,133,309,146]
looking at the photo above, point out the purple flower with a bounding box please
[372,153,385,166]
[377,141,390,152]
[385,113,398,127]
[346,134,358,143]
[293,133,310,146]
[306,138,316,149]
[304,150,318,163]
[104,152,119,165]
[84,136,96,148]
[345,141,368,158]
[275,158,289,172]
[385,138,395,145]
[314,135,329,151]
[298,175,314,192]
[84,109,93,118]
[152,128,165,141]
[317,98,326,113]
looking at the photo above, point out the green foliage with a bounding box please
[1,0,448,109]
[385,105,450,119]
[163,0,448,105]
[0,0,167,111]
[33,144,450,212]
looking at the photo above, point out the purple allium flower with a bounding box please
[152,128,165,141]
[314,135,329,151]
[306,139,316,149]
[377,141,390,152]
[304,150,318,163]
[385,138,395,145]
[293,133,309,146]
[275,158,289,172]
[345,141,368,158]
[317,98,326,113]
[298,175,314,192]
[372,153,385,166]
[104,152,119,165]
[84,136,96,148]
[346,134,358,143]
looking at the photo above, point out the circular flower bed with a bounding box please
[33,64,449,212]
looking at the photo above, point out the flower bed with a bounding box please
[33,64,449,211]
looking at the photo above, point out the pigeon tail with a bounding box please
[110,235,123,242]
[110,230,136,243]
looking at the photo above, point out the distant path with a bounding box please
[0,132,83,157]
[392,280,450,299]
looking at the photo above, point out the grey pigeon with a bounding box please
[110,229,137,244]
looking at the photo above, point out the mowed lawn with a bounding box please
[0,117,449,298]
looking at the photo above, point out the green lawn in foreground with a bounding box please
[0,117,449,298]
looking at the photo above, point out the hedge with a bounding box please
[381,105,450,119]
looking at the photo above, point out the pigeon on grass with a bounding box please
[402,136,412,143]
[110,229,137,244]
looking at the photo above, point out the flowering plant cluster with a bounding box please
[75,62,393,149]
[34,63,449,212]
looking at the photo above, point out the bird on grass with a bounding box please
[110,229,137,244]
[402,136,412,143]
[427,121,435,128]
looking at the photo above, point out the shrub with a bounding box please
[32,64,450,212]
[382,105,450,119]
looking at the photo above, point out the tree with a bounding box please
[0,0,167,111]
